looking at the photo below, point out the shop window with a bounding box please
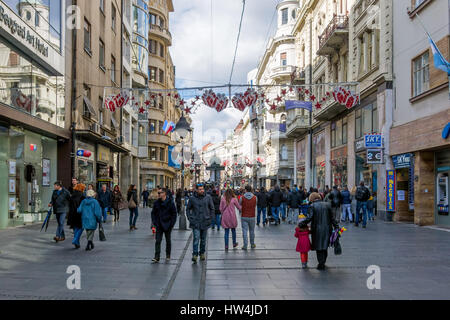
[331,122,336,148]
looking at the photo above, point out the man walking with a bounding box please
[49,181,71,242]
[328,186,342,222]
[68,177,78,195]
[355,181,370,228]
[239,185,257,250]
[340,185,353,223]
[269,185,283,225]
[97,184,112,223]
[141,188,150,208]
[256,187,268,226]
[151,188,177,263]
[187,184,214,263]
[287,187,302,224]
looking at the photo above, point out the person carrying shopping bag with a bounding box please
[77,189,103,251]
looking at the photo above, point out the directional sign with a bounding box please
[364,134,383,148]
[367,149,383,164]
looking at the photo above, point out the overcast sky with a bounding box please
[171,0,280,150]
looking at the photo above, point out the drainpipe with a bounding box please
[70,0,78,180]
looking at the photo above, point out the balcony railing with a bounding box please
[286,115,310,138]
[271,65,296,79]
[149,24,172,45]
[317,14,349,55]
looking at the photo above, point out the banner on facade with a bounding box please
[168,146,181,169]
[386,170,396,212]
[285,100,312,111]
[393,153,412,169]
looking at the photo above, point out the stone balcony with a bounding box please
[286,115,310,138]
[271,65,296,80]
[317,14,349,56]
[149,24,172,46]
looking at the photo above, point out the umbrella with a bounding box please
[40,208,52,232]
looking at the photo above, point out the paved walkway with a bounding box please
[0,207,450,300]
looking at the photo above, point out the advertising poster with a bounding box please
[386,170,396,212]
[9,160,16,175]
[42,159,50,187]
[9,179,16,193]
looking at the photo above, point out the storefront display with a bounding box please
[296,139,306,187]
[331,146,347,187]
[76,141,95,186]
[313,131,326,189]
[436,150,450,226]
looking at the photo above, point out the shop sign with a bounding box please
[367,149,383,164]
[97,145,111,163]
[386,170,396,212]
[364,134,383,148]
[442,122,450,139]
[393,153,412,169]
[355,139,366,152]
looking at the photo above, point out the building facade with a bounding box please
[0,0,68,228]
[391,0,449,226]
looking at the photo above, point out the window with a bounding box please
[159,16,165,28]
[280,52,287,66]
[331,122,336,148]
[414,0,427,8]
[99,109,104,126]
[159,97,164,110]
[149,119,157,133]
[149,40,157,54]
[150,147,157,160]
[159,69,164,84]
[83,84,91,117]
[123,113,130,143]
[160,43,164,58]
[149,66,157,81]
[8,52,19,66]
[111,56,116,82]
[99,39,105,70]
[291,9,296,20]
[280,144,288,161]
[160,147,165,162]
[100,0,104,13]
[413,51,429,96]
[342,117,348,144]
[149,13,157,25]
[358,35,364,75]
[111,5,116,31]
[372,104,378,133]
[355,109,362,139]
[84,19,91,53]
[281,8,288,25]
[355,103,378,138]
[35,11,40,27]
[26,11,31,21]
[336,119,343,146]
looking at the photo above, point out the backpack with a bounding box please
[331,191,341,207]
[356,186,369,201]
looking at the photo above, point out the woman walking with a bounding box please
[112,185,124,222]
[77,189,103,251]
[220,189,242,250]
[68,183,85,249]
[300,192,339,270]
[127,184,139,231]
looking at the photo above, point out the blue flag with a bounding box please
[429,36,450,75]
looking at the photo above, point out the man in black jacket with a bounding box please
[269,185,284,225]
[49,181,71,242]
[97,184,112,223]
[327,186,343,222]
[151,188,177,263]
[355,181,370,228]
[211,190,221,231]
[287,188,302,224]
[256,187,268,226]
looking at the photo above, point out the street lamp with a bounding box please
[174,114,192,230]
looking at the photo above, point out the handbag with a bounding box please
[98,223,106,242]
[128,197,137,209]
[334,238,342,255]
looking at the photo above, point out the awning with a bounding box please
[83,96,96,117]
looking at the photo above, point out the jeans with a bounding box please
[56,213,66,238]
[155,229,172,258]
[280,203,287,219]
[288,208,299,224]
[129,207,139,227]
[113,207,120,221]
[341,204,353,222]
[102,207,108,222]
[192,229,207,256]
[224,228,237,248]
[211,214,221,230]
[72,227,84,246]
[331,206,341,222]
[356,201,368,226]
[241,217,256,248]
[257,206,267,225]
[143,198,149,208]
[271,206,280,222]
[368,208,374,220]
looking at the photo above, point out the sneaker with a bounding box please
[233,243,239,249]
[257,223,260,227]
[241,247,248,250]
[302,263,307,269]
[152,258,160,263]
[200,254,206,261]
[192,256,198,263]
[225,246,229,251]
[362,225,367,229]
[251,244,256,249]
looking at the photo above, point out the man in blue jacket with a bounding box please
[97,184,112,223]
[151,188,177,263]
[340,185,353,223]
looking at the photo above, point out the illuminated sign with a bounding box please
[386,170,396,212]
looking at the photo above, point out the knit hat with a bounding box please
[86,190,95,198]
[298,213,307,225]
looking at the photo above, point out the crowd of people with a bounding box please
[46,177,376,270]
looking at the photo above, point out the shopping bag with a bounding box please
[334,238,342,255]
[98,224,106,242]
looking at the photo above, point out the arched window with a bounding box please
[280,144,288,161]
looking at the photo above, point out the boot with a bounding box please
[90,241,94,250]
[302,262,307,269]
[85,242,91,251]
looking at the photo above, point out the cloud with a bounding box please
[171,0,278,149]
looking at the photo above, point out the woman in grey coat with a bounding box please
[300,192,339,270]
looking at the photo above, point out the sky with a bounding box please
[171,0,280,150]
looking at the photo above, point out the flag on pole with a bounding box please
[429,35,450,75]
[162,120,175,135]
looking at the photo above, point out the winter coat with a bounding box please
[287,190,302,208]
[269,187,284,207]
[141,190,150,200]
[355,186,370,202]
[256,191,268,207]
[295,227,311,253]
[97,190,112,208]
[240,192,257,218]
[111,190,123,210]
[328,189,342,208]
[187,193,214,230]
[220,197,241,229]
[127,190,139,206]
[51,188,71,215]
[77,197,102,230]
[341,190,352,205]
[151,198,177,232]
[211,193,221,215]
[301,200,339,251]
[67,190,85,229]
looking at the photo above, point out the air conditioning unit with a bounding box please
[115,135,124,144]
[90,123,100,134]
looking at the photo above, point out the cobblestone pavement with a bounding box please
[1,207,449,300]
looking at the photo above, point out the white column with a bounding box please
[293,139,297,185]
[325,125,331,188]
[305,133,312,190]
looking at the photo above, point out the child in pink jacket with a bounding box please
[295,214,311,269]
